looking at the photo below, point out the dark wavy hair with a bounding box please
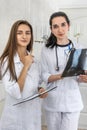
[46,11,70,48]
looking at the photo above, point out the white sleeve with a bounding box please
[1,61,21,99]
[40,46,51,84]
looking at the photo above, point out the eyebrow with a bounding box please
[61,22,67,24]
[17,30,31,32]
[53,22,66,25]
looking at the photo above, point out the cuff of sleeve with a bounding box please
[44,73,51,84]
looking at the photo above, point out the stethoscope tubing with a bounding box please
[55,40,75,71]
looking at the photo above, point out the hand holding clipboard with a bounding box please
[13,86,57,106]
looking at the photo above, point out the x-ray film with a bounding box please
[62,48,87,77]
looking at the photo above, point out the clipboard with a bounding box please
[13,86,57,106]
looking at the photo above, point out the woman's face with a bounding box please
[51,16,70,41]
[16,24,31,48]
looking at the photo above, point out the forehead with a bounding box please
[52,16,67,25]
[17,24,30,31]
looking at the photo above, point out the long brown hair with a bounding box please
[0,20,33,81]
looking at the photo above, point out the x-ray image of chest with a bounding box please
[62,48,87,77]
[80,49,87,70]
[71,49,82,68]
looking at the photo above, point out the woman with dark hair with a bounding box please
[40,11,83,130]
[0,20,47,130]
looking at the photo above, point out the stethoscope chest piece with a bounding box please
[55,66,59,71]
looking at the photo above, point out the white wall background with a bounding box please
[0,0,87,129]
[0,0,31,55]
[0,0,87,55]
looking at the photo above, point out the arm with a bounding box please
[17,54,34,92]
[1,54,34,99]
[48,74,62,83]
[40,46,62,84]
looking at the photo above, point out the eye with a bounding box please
[17,31,22,35]
[26,31,31,35]
[52,24,58,29]
[61,22,66,27]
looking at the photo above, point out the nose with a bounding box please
[22,33,26,38]
[58,26,62,32]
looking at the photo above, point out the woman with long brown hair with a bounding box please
[0,20,46,130]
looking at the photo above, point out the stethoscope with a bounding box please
[55,40,75,71]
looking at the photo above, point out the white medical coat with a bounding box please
[41,42,83,112]
[0,53,41,130]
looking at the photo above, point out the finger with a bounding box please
[39,94,48,98]
[39,92,48,98]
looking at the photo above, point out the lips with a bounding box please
[21,40,27,42]
[58,34,64,36]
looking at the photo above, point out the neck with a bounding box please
[57,38,69,45]
[17,47,27,58]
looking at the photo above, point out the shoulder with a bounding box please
[41,43,54,54]
[41,43,47,51]
[72,40,83,49]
